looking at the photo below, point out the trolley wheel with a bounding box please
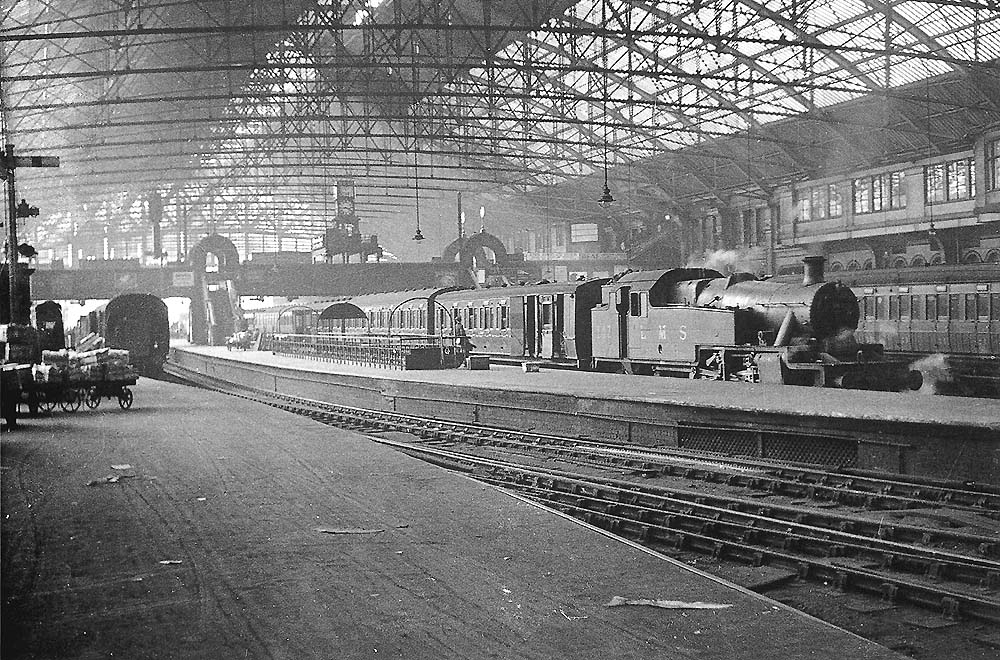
[60,389,82,412]
[85,387,101,409]
[118,387,134,410]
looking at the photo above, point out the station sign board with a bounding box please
[172,271,195,288]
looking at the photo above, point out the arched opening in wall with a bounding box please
[187,235,242,345]
[205,253,220,273]
[986,250,1000,263]
[471,245,498,272]
[964,250,982,264]
[862,260,874,270]
[829,261,844,272]
[930,253,944,265]
[910,255,927,267]
[891,257,907,269]
[846,260,861,271]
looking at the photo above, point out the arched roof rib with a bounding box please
[3,0,1000,250]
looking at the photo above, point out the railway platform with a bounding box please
[0,378,901,659]
[171,345,1000,485]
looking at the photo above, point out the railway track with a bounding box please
[164,362,1000,623]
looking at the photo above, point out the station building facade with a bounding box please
[662,126,1000,277]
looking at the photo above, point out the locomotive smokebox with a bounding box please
[802,256,825,286]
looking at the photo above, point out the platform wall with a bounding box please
[170,349,1000,485]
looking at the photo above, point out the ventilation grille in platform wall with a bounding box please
[677,425,857,467]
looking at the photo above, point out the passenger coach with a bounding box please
[436,279,607,367]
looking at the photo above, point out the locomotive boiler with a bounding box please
[591,257,921,389]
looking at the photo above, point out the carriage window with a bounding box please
[863,296,875,319]
[876,296,884,320]
[486,306,494,329]
[500,306,509,329]
[992,294,1000,321]
[937,294,949,319]
[925,295,936,320]
[889,296,899,320]
[978,294,990,320]
[540,303,552,325]
[630,292,641,317]
[909,296,922,320]
[420,309,426,328]
[899,295,910,319]
[950,295,961,320]
[965,294,978,321]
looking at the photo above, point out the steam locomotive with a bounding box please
[246,257,922,390]
[589,257,918,389]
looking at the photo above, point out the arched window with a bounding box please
[964,251,982,264]
[930,253,944,265]
[892,257,907,269]
[862,260,874,270]
[830,261,844,272]
[985,250,1000,263]
[847,260,861,271]
[911,255,926,267]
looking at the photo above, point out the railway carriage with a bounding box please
[34,300,65,351]
[344,287,461,337]
[436,279,607,367]
[246,303,321,335]
[71,293,169,375]
[854,280,999,356]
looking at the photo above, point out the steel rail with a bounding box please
[163,360,1000,516]
[164,361,1000,621]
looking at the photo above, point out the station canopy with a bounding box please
[3,0,999,251]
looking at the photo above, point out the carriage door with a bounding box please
[524,296,537,357]
[539,295,554,357]
[552,294,565,358]
[617,286,630,359]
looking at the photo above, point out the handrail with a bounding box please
[260,332,462,370]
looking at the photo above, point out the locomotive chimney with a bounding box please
[802,256,825,286]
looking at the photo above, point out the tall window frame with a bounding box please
[800,184,844,221]
[925,157,975,203]
[852,170,906,214]
[990,138,1000,191]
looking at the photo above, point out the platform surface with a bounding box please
[2,378,902,659]
[179,345,1000,431]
